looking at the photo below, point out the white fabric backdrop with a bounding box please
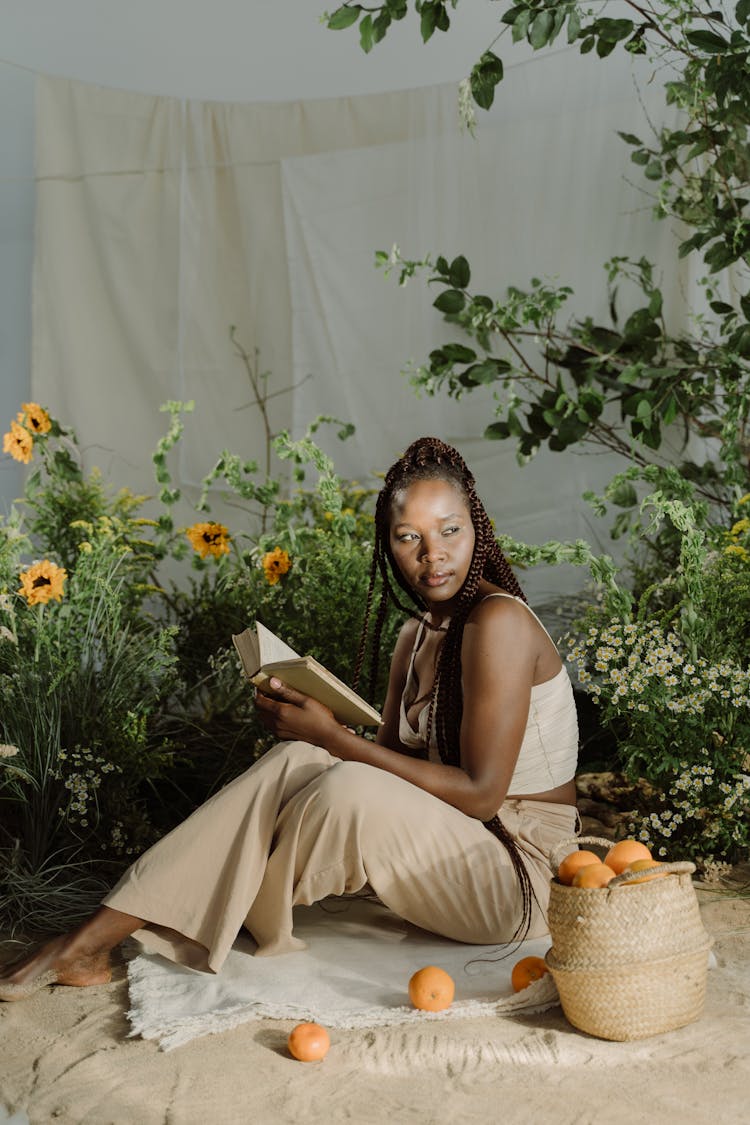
[33,49,691,598]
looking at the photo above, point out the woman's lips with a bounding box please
[422,572,450,588]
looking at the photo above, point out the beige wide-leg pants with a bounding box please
[104,741,577,973]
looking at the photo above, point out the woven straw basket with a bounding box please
[545,835,713,1041]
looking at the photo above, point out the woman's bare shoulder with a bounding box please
[466,591,534,632]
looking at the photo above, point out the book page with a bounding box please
[256,621,300,665]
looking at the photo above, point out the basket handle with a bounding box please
[608,861,696,886]
[547,836,696,882]
[548,835,615,873]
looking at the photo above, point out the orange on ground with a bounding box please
[511,955,550,992]
[604,838,652,875]
[572,862,617,888]
[287,1022,331,1062]
[622,858,667,884]
[557,849,601,885]
[408,965,455,1012]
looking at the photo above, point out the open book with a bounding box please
[232,620,382,728]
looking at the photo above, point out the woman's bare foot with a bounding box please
[0,906,144,1001]
[0,935,112,1001]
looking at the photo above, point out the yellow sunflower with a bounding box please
[19,560,67,606]
[20,402,52,435]
[3,420,33,464]
[185,521,231,559]
[261,547,292,585]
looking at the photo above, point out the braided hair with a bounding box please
[353,436,539,944]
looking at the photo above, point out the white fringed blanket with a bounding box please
[125,897,559,1051]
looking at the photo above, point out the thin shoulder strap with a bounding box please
[481,592,558,651]
[405,616,428,681]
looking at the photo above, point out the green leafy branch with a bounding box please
[379,247,746,498]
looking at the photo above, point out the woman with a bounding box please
[0,436,578,999]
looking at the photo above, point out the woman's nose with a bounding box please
[419,538,446,561]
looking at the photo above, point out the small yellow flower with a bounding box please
[185,521,231,559]
[3,420,33,464]
[261,547,292,585]
[738,493,750,507]
[18,560,67,606]
[20,402,52,435]
[730,518,750,537]
[724,544,749,560]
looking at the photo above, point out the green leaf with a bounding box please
[678,232,707,258]
[442,342,477,364]
[549,415,587,449]
[623,307,660,341]
[737,0,750,25]
[327,6,361,31]
[610,481,638,508]
[662,394,679,426]
[617,131,642,146]
[512,9,532,43]
[386,0,408,17]
[433,289,466,314]
[500,5,524,26]
[462,358,512,384]
[685,29,728,52]
[52,448,82,480]
[595,18,633,42]
[420,2,437,42]
[448,255,471,289]
[470,51,504,110]
[372,10,391,42]
[648,289,663,318]
[596,37,617,58]
[567,8,581,43]
[529,10,554,49]
[640,424,662,450]
[618,365,644,386]
[506,408,524,438]
[484,421,510,440]
[644,159,663,180]
[630,149,650,166]
[359,12,374,52]
[704,241,739,271]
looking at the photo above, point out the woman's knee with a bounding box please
[311,760,372,805]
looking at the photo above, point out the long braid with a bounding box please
[356,436,541,943]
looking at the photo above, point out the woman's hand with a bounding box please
[254,678,339,746]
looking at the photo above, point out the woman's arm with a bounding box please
[254,597,543,821]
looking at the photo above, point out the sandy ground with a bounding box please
[1,874,748,1125]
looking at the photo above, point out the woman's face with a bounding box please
[388,478,475,612]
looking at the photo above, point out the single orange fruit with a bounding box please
[408,965,455,1012]
[604,839,652,875]
[287,1022,330,1062]
[557,849,601,885]
[572,862,617,888]
[622,858,667,884]
[511,955,550,992]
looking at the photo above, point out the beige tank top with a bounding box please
[398,593,579,794]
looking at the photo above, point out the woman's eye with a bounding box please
[443,526,460,536]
